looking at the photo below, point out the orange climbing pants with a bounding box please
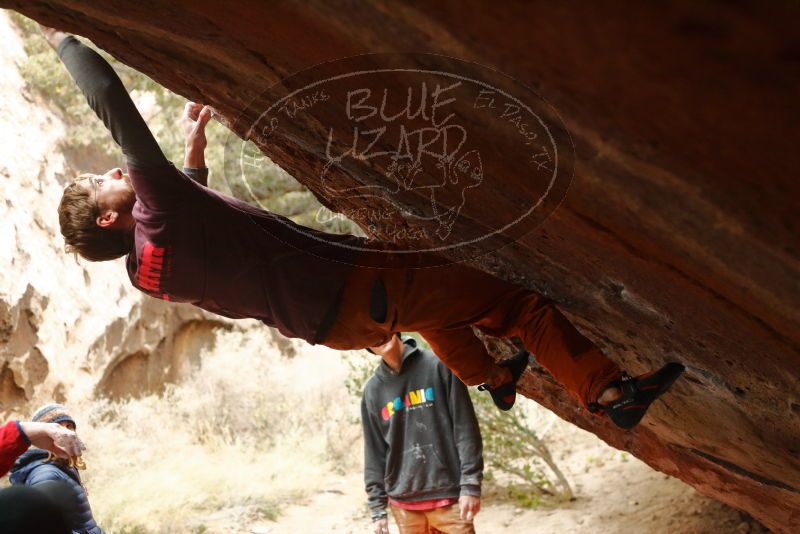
[322,259,621,408]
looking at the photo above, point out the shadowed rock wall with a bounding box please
[1,2,797,531]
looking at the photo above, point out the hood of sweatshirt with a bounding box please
[375,336,421,380]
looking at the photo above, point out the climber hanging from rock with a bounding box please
[41,26,684,429]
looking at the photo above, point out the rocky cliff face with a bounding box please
[0,2,797,532]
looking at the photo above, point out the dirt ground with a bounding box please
[205,408,768,534]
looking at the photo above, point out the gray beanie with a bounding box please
[31,403,76,428]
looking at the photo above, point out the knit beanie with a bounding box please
[31,404,76,428]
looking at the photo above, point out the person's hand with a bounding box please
[373,516,389,534]
[19,421,85,459]
[182,101,212,169]
[459,495,480,521]
[39,24,70,50]
[182,101,212,152]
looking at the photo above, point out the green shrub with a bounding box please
[470,388,573,507]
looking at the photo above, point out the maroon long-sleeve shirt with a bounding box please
[126,162,366,342]
[58,35,369,343]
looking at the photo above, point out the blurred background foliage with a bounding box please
[11,12,362,235]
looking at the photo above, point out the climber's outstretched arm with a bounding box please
[40,25,168,168]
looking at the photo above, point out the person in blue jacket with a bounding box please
[9,404,104,534]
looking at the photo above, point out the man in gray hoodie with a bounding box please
[361,335,483,534]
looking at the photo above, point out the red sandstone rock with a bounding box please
[1,2,797,532]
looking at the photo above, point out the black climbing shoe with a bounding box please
[590,362,685,429]
[477,350,530,411]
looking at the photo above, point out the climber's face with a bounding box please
[78,167,136,228]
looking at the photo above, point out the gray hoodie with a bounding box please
[360,337,483,520]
